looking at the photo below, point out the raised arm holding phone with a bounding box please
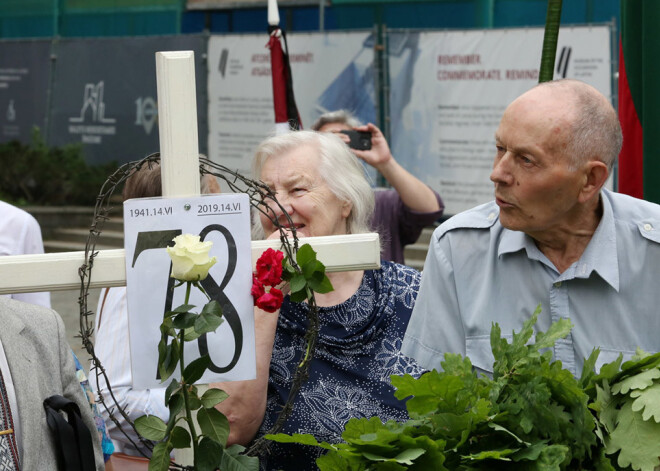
[312,110,444,264]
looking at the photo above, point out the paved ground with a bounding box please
[52,288,102,364]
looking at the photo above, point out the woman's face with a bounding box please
[259,144,352,238]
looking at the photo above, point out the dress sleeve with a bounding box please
[396,189,445,246]
[373,189,445,263]
[92,287,169,455]
[11,213,50,308]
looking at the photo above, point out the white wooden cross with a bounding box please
[0,51,379,466]
[0,51,380,296]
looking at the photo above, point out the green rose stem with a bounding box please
[248,245,330,459]
[298,286,316,367]
[194,281,211,302]
[180,280,200,462]
[136,234,260,470]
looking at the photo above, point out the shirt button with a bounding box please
[644,223,653,231]
[554,281,562,288]
[487,212,496,221]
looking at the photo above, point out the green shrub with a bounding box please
[0,128,118,205]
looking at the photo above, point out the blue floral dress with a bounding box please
[258,261,425,471]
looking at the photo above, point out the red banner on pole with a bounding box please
[267,28,302,133]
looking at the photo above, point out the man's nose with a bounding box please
[490,153,513,185]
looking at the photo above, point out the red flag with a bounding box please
[617,39,643,199]
[618,1,660,202]
[267,0,302,134]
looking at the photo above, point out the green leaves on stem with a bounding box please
[586,349,660,471]
[135,280,259,471]
[283,244,333,303]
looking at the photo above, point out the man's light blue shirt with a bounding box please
[401,189,660,377]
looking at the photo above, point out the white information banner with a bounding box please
[124,193,254,389]
[388,26,612,215]
[207,31,376,179]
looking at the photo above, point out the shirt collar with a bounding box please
[497,192,619,291]
[498,227,527,257]
[577,193,619,291]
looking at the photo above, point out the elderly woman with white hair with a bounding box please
[215,130,424,471]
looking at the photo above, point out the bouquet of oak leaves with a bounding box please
[268,305,660,471]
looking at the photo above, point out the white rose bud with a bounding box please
[166,234,217,282]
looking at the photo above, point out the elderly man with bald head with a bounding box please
[402,79,660,377]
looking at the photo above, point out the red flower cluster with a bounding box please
[252,248,285,313]
[256,248,283,285]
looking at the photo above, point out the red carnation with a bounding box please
[255,288,284,313]
[251,274,265,299]
[256,248,284,286]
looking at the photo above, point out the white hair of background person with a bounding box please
[310,109,361,131]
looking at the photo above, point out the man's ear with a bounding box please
[578,160,609,203]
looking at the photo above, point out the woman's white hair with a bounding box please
[252,130,374,239]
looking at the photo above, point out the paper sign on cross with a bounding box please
[0,51,380,297]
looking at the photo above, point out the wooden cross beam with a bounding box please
[0,51,380,296]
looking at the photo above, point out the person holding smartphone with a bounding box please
[312,110,444,265]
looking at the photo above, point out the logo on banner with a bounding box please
[2,99,19,137]
[134,96,157,135]
[6,100,15,122]
[68,81,117,144]
[556,47,572,78]
[219,49,229,78]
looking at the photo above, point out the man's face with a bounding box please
[490,89,587,235]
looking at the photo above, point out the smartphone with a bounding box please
[340,130,372,151]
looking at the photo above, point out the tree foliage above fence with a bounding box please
[0,128,118,206]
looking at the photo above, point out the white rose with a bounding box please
[166,234,217,282]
